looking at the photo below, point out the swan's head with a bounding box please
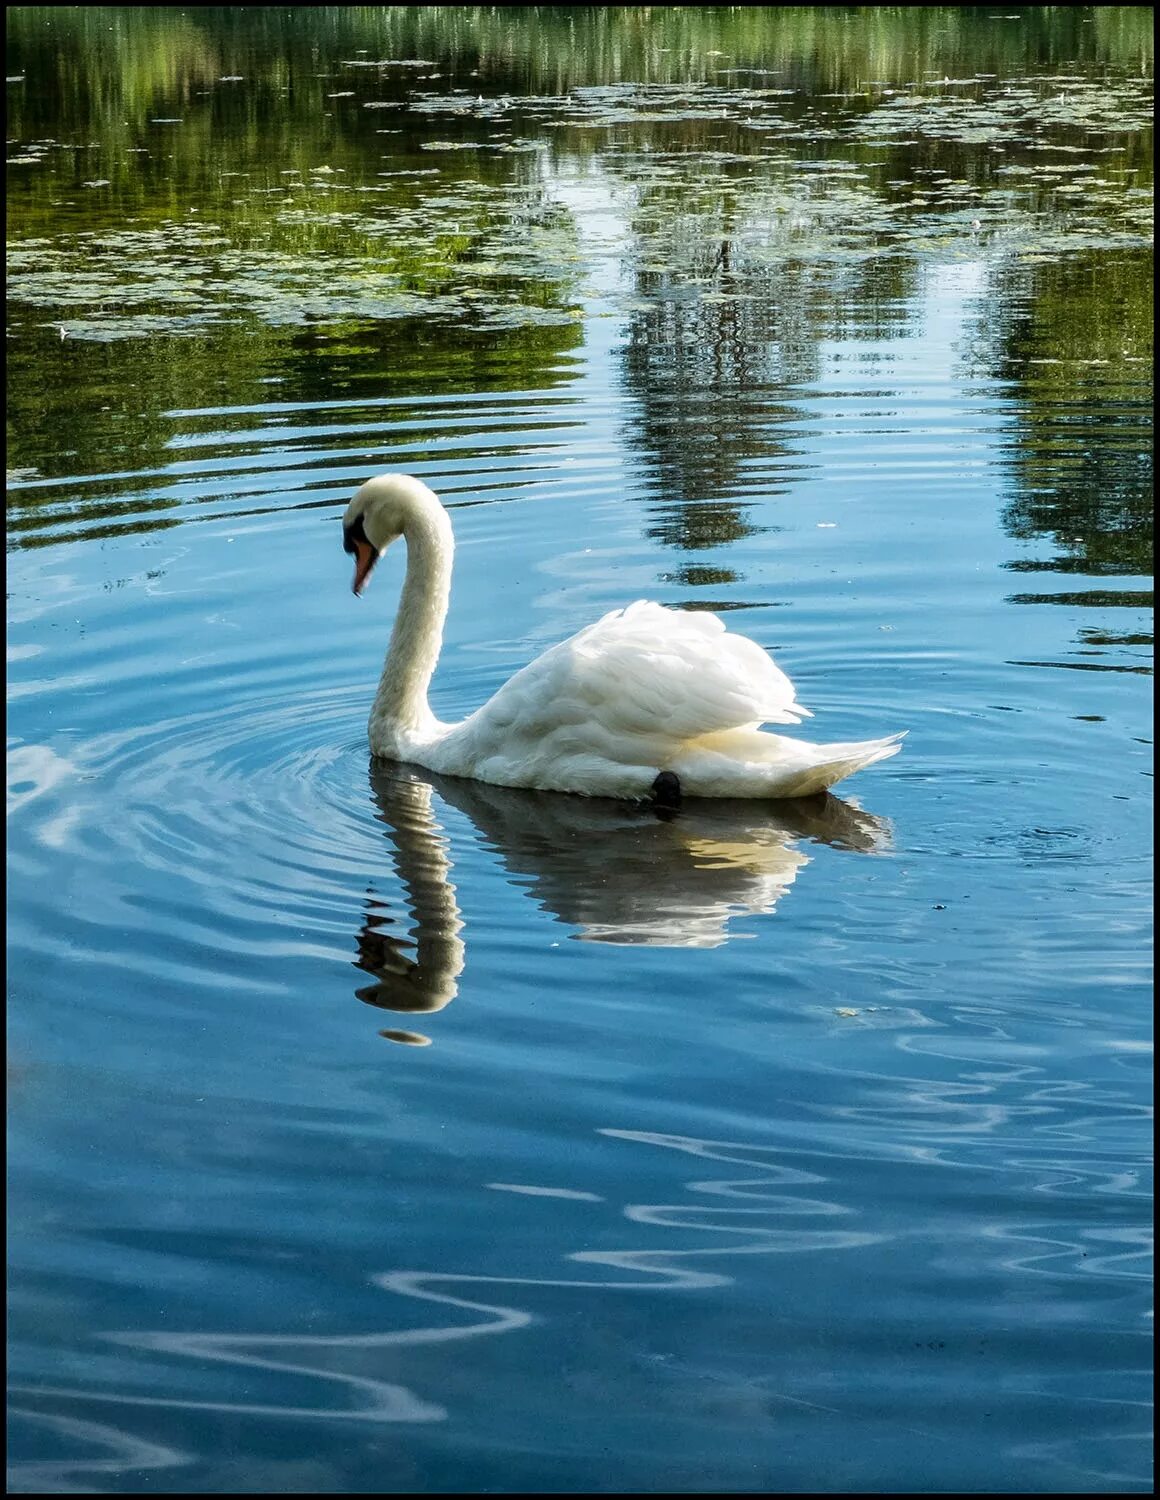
[341,473,437,596]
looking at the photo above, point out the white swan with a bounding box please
[342,473,904,800]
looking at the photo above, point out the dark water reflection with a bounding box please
[986,255,1153,586]
[6,6,1153,1495]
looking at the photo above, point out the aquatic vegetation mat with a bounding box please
[6,58,1151,341]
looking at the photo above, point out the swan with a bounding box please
[342,473,904,800]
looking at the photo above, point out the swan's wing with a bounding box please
[572,600,812,735]
[473,600,811,744]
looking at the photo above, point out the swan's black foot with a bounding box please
[651,770,682,817]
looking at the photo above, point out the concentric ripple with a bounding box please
[7,213,1152,1495]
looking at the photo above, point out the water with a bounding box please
[6,8,1152,1493]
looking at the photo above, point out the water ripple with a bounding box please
[10,1129,877,1433]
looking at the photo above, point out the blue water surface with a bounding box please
[7,8,1152,1493]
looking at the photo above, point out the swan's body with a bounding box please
[343,474,904,799]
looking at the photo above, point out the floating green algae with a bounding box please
[6,18,1150,342]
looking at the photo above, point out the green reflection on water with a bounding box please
[985,250,1153,583]
[7,6,1151,339]
[5,5,1153,604]
[7,6,1154,121]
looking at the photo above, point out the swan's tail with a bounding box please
[771,732,907,797]
[671,729,906,799]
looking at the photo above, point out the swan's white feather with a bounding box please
[345,474,904,800]
[471,600,807,733]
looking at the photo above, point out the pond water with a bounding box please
[6,7,1153,1493]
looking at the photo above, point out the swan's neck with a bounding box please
[370,499,454,745]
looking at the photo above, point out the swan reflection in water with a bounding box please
[353,763,892,1041]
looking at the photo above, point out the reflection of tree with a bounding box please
[271,315,582,409]
[8,9,591,330]
[5,322,286,540]
[6,7,220,145]
[4,314,582,546]
[176,6,1157,99]
[618,173,917,557]
[10,7,1150,172]
[978,250,1152,586]
[621,280,788,552]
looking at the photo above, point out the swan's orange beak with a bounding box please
[351,540,378,597]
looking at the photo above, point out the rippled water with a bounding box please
[7,8,1153,1494]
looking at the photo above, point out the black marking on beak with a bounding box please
[343,512,377,595]
[343,511,370,557]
